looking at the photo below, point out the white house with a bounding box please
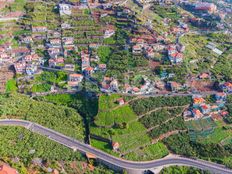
[59,4,72,16]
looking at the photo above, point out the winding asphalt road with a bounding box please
[0,119,232,174]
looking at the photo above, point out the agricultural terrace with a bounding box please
[0,126,82,161]
[18,71,68,94]
[23,2,59,30]
[130,96,191,115]
[0,21,20,48]
[124,142,169,161]
[0,93,84,140]
[62,8,104,45]
[179,33,232,80]
[201,123,232,145]
[90,95,194,161]
[159,94,232,169]
[1,0,26,13]
[185,118,216,142]
[129,96,191,141]
[91,94,152,155]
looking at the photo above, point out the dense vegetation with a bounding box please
[106,51,131,80]
[212,48,232,81]
[140,108,183,129]
[150,117,186,138]
[224,95,232,123]
[0,126,117,174]
[130,96,191,115]
[163,132,232,168]
[2,0,26,12]
[0,126,82,161]
[18,71,68,94]
[36,93,98,119]
[151,6,181,22]
[97,46,112,64]
[0,93,84,140]
[106,49,149,81]
[180,33,232,81]
[160,166,211,174]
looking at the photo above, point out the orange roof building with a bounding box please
[0,164,18,174]
[192,109,203,119]
[199,73,210,79]
[117,98,125,106]
[193,97,205,104]
[88,164,95,171]
[86,153,96,159]
[112,142,120,151]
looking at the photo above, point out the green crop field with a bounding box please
[90,139,119,157]
[98,94,121,111]
[91,95,151,154]
[5,79,18,93]
[0,126,82,161]
[221,137,232,146]
[91,121,150,153]
[95,105,137,127]
[199,127,231,144]
[0,93,84,140]
[198,121,232,144]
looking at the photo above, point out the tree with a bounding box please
[97,46,112,63]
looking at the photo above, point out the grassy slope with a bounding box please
[124,142,169,161]
[200,127,231,144]
[91,95,169,158]
[5,79,18,93]
[95,105,137,127]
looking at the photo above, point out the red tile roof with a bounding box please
[224,82,232,87]
[0,165,18,174]
[69,74,83,78]
[85,67,94,71]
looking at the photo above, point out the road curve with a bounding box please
[0,119,232,174]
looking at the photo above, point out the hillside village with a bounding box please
[0,0,232,173]
[0,0,231,96]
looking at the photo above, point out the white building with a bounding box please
[59,4,72,16]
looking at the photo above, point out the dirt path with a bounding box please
[146,115,181,132]
[146,104,189,132]
[152,130,188,144]
[121,141,152,156]
[137,104,189,120]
